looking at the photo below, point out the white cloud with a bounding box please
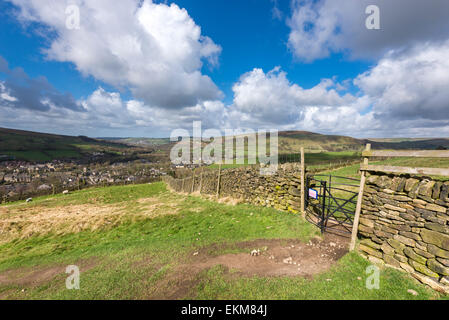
[10,0,222,109]
[229,67,358,127]
[355,41,449,121]
[287,0,449,62]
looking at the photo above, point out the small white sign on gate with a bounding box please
[308,188,318,199]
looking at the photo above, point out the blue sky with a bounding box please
[1,0,449,138]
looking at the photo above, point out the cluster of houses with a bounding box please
[0,160,168,202]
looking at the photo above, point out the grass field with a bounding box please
[0,182,444,300]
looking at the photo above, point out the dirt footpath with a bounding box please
[149,234,349,299]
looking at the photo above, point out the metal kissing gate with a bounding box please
[305,174,360,235]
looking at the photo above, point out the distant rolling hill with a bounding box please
[100,131,449,155]
[278,131,449,153]
[277,131,365,153]
[367,138,449,150]
[1,127,448,162]
[105,137,171,147]
[0,127,129,162]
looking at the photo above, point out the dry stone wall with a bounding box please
[359,171,449,292]
[163,163,303,213]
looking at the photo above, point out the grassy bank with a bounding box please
[0,182,443,300]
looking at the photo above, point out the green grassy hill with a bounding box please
[2,126,448,163]
[369,138,449,150]
[278,131,364,153]
[0,182,442,300]
[0,127,128,162]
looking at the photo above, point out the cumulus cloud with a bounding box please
[0,57,83,112]
[229,67,358,128]
[288,0,449,62]
[227,39,449,137]
[9,0,223,109]
[355,41,449,122]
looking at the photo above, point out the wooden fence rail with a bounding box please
[362,149,449,158]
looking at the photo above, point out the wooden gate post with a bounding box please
[350,143,371,251]
[216,164,222,199]
[300,147,305,218]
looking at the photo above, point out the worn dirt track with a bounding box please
[148,234,349,299]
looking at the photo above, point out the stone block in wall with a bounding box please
[417,194,435,204]
[380,242,395,255]
[359,217,375,228]
[421,229,449,250]
[395,254,408,263]
[408,181,421,199]
[374,228,395,239]
[412,198,427,208]
[418,181,435,198]
[437,257,449,267]
[359,244,383,258]
[414,247,435,259]
[441,276,449,286]
[411,272,449,294]
[358,224,374,235]
[433,182,443,199]
[425,203,447,214]
[405,178,420,193]
[415,208,445,224]
[367,175,379,185]
[427,259,449,276]
[390,177,407,192]
[384,203,407,213]
[409,260,439,278]
[380,225,399,235]
[404,247,427,265]
[360,239,381,250]
[440,183,449,201]
[362,204,379,212]
[375,175,392,189]
[390,224,412,232]
[384,254,401,268]
[370,235,383,244]
[424,222,449,235]
[394,234,416,247]
[288,187,301,197]
[399,231,422,242]
[399,212,416,221]
[428,244,449,259]
[400,262,415,273]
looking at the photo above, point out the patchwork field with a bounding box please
[0,182,444,300]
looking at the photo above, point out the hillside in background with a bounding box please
[105,137,171,147]
[1,127,448,162]
[0,127,130,162]
[277,131,364,153]
[368,138,449,150]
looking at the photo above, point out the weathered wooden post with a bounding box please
[300,147,305,218]
[181,178,185,193]
[199,167,204,194]
[216,164,222,199]
[350,143,371,251]
[190,170,195,193]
